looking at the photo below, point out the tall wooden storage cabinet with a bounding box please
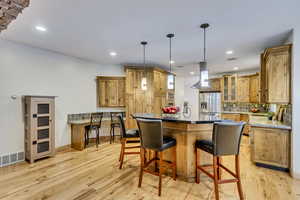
[125,67,173,129]
[24,96,55,163]
[261,44,292,104]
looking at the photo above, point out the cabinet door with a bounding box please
[260,54,267,103]
[118,79,125,106]
[237,77,250,102]
[221,113,240,122]
[230,75,237,102]
[160,73,167,94]
[31,98,55,158]
[106,80,119,106]
[252,128,290,168]
[249,75,260,103]
[267,51,290,103]
[99,80,107,107]
[222,76,229,102]
[153,71,161,95]
[210,78,221,91]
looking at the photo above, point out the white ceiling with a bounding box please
[1,0,299,75]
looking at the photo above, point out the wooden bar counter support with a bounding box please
[162,122,214,182]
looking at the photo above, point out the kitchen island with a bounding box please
[132,113,226,182]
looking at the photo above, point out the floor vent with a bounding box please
[0,152,25,167]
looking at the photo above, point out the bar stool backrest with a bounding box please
[118,115,127,138]
[213,122,245,156]
[90,112,104,127]
[136,118,163,151]
[111,112,124,124]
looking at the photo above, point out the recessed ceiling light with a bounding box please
[226,50,233,55]
[35,26,47,32]
[190,71,195,75]
[109,52,117,57]
[169,60,175,64]
[233,67,239,70]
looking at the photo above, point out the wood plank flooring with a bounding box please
[0,138,299,200]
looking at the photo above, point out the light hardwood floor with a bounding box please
[0,138,299,200]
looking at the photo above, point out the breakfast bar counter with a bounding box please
[132,113,226,182]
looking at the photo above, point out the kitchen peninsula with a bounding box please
[132,113,226,181]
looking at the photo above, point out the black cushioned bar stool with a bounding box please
[118,115,140,169]
[195,122,246,200]
[136,118,177,197]
[84,112,104,149]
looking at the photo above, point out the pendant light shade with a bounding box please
[141,41,148,91]
[192,23,210,89]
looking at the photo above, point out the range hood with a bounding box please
[191,61,209,90]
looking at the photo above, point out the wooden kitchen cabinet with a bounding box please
[97,77,125,107]
[251,127,290,170]
[209,78,221,91]
[261,44,292,104]
[237,76,250,103]
[221,74,237,102]
[125,67,171,128]
[249,73,260,103]
[221,113,250,134]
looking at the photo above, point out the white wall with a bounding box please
[174,76,199,119]
[291,28,300,178]
[0,39,124,155]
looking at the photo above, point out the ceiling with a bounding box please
[1,0,298,76]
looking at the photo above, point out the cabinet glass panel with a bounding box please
[37,141,49,153]
[231,76,236,100]
[38,129,49,139]
[37,116,49,127]
[224,77,229,101]
[38,104,49,114]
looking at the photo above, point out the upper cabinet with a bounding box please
[249,73,260,103]
[237,76,250,103]
[97,76,125,107]
[261,44,292,104]
[221,74,238,102]
[209,78,221,91]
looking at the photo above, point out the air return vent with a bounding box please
[0,152,25,167]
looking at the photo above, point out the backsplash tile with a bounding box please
[222,102,269,113]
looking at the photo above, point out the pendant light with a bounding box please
[167,33,175,73]
[141,41,148,91]
[167,33,175,90]
[192,23,210,89]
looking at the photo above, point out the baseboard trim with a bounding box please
[255,162,289,172]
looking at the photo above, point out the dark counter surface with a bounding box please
[132,113,226,124]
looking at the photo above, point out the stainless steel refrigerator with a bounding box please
[199,91,221,119]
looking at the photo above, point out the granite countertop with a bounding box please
[249,116,292,130]
[132,113,226,124]
[222,111,268,116]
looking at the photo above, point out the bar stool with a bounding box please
[118,115,140,169]
[195,122,246,200]
[136,118,177,197]
[110,112,124,144]
[85,112,104,149]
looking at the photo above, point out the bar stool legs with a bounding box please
[138,147,177,197]
[119,138,140,169]
[195,149,244,200]
[235,155,244,200]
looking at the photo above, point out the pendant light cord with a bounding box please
[169,36,172,73]
[203,26,206,62]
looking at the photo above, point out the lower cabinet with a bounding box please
[250,127,290,171]
[221,113,250,134]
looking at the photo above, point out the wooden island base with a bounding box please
[160,122,214,182]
